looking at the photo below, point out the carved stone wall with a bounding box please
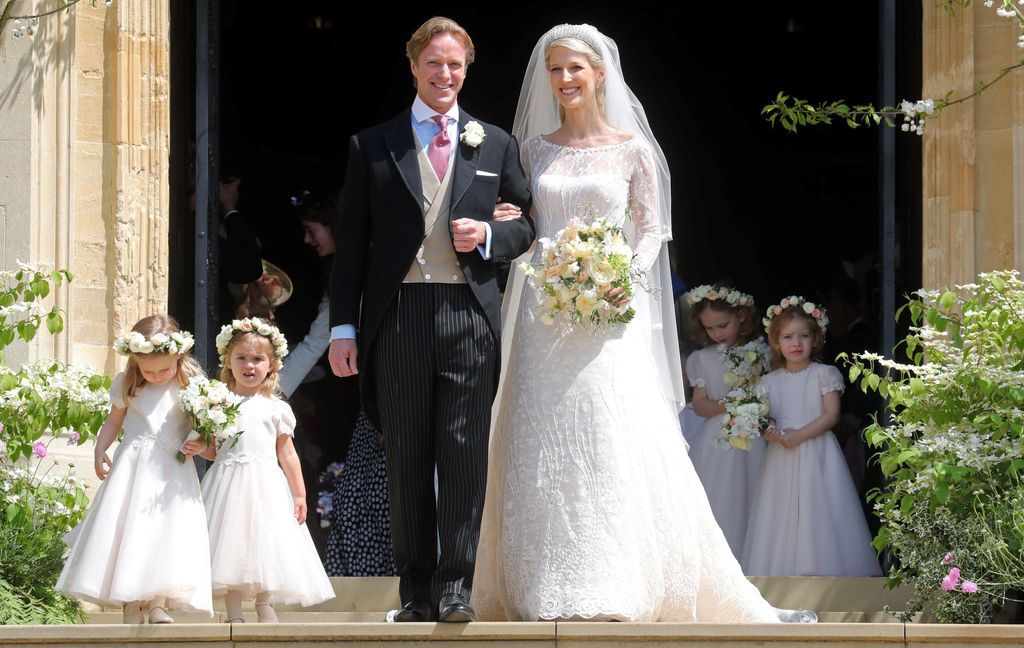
[922,1,1024,287]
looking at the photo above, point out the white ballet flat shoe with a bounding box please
[255,603,278,623]
[148,606,174,624]
[777,608,818,623]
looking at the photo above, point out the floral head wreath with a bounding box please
[762,296,829,334]
[113,330,195,356]
[215,317,289,367]
[685,284,754,308]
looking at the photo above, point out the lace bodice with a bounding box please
[523,137,664,272]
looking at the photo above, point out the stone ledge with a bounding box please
[0,623,230,643]
[229,622,557,641]
[554,622,905,641]
[4,622,1024,647]
[905,623,1024,643]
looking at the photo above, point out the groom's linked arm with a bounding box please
[329,135,370,376]
[486,134,535,262]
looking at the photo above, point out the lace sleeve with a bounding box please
[817,363,845,395]
[520,137,534,181]
[628,141,664,273]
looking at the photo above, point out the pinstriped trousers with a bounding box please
[372,283,496,605]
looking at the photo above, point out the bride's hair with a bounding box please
[545,36,606,118]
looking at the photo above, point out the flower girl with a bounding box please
[682,285,769,559]
[56,315,213,623]
[741,297,881,576]
[189,318,334,623]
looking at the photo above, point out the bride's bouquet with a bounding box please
[719,385,773,451]
[717,338,772,450]
[176,376,243,462]
[519,214,637,329]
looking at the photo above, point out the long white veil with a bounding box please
[499,23,685,410]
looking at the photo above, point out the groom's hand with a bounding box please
[452,218,486,252]
[329,339,359,377]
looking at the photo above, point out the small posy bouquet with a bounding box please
[718,385,773,451]
[176,376,243,462]
[720,338,771,390]
[519,213,637,329]
[717,338,772,450]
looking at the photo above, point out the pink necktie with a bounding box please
[428,115,451,181]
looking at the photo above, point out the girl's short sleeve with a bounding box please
[817,364,845,396]
[685,351,706,389]
[109,373,127,409]
[273,400,297,437]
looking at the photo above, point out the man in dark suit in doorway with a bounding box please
[328,16,534,623]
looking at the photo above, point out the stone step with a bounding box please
[81,609,900,624]
[4,621,1024,647]
[81,576,914,619]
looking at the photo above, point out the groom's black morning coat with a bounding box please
[330,108,534,423]
[329,106,534,604]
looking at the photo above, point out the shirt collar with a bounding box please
[412,95,460,126]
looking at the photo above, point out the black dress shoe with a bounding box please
[394,599,434,622]
[437,593,476,622]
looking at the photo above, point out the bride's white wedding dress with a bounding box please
[472,136,779,623]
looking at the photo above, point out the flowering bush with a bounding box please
[317,462,345,529]
[847,270,1024,623]
[0,266,110,624]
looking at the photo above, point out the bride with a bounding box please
[472,23,811,623]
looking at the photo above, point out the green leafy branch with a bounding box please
[764,0,1024,133]
[0,1,108,41]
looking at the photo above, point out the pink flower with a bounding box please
[942,552,955,564]
[961,581,978,594]
[67,431,80,446]
[32,441,47,459]
[941,567,961,591]
[812,308,822,318]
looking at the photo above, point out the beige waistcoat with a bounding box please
[403,141,467,285]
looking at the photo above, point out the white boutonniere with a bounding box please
[460,121,486,148]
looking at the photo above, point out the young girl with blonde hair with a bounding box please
[190,317,333,623]
[57,314,213,623]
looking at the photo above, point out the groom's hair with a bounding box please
[406,17,475,66]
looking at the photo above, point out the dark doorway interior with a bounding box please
[170,2,921,350]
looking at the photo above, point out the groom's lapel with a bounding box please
[386,109,424,214]
[450,111,482,212]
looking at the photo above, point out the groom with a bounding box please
[328,17,534,622]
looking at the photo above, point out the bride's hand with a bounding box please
[492,196,522,222]
[607,287,630,307]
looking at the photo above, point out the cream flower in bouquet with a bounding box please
[718,385,773,451]
[176,375,243,462]
[519,214,638,329]
[720,338,771,390]
[716,338,772,451]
